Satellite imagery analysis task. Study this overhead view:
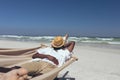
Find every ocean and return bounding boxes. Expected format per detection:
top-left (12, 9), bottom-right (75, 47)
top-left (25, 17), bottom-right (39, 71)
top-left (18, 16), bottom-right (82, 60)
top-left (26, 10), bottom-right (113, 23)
top-left (0, 35), bottom-right (120, 49)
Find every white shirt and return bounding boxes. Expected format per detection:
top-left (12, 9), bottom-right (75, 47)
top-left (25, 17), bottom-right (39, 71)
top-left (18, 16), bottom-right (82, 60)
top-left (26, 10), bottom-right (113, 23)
top-left (32, 47), bottom-right (71, 67)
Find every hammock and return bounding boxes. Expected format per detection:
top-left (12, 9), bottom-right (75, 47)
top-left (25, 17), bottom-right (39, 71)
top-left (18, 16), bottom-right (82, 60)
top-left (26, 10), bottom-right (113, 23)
top-left (0, 45), bottom-right (78, 80)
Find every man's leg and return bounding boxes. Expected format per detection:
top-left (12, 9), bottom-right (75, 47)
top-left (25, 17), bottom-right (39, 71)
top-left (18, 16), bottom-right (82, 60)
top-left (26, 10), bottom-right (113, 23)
top-left (21, 61), bottom-right (57, 77)
top-left (0, 66), bottom-right (21, 73)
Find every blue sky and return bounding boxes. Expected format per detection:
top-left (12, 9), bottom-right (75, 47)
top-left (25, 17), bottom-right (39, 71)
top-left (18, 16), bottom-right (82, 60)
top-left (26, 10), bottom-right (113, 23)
top-left (0, 0), bottom-right (120, 37)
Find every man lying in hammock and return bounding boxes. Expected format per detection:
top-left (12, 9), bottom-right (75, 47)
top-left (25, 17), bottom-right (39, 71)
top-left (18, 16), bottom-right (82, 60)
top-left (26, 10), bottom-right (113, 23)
top-left (20, 34), bottom-right (75, 77)
top-left (1, 34), bottom-right (75, 78)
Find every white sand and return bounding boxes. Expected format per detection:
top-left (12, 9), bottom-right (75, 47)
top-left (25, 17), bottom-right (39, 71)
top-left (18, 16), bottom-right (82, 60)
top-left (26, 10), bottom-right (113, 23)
top-left (0, 40), bottom-right (120, 80)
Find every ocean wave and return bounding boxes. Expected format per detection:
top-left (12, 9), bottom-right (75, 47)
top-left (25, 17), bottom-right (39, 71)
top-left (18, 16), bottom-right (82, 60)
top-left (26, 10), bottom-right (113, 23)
top-left (108, 42), bottom-right (120, 45)
top-left (0, 35), bottom-right (120, 45)
top-left (96, 37), bottom-right (114, 41)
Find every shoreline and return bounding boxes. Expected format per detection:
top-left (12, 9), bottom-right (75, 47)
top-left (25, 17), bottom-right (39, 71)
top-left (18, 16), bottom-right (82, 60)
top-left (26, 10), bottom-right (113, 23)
top-left (0, 39), bottom-right (120, 50)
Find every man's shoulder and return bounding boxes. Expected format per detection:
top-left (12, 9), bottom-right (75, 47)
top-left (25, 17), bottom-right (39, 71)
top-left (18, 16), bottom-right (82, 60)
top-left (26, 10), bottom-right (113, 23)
top-left (37, 47), bottom-right (52, 52)
top-left (57, 48), bottom-right (70, 54)
top-left (39, 46), bottom-right (51, 49)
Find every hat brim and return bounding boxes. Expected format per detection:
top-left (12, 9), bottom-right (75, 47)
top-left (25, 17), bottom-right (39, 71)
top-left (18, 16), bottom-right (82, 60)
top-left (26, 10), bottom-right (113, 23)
top-left (51, 40), bottom-right (65, 48)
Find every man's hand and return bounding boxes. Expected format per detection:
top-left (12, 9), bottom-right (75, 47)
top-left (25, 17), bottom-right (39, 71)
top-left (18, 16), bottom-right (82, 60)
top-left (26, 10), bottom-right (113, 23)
top-left (63, 34), bottom-right (69, 44)
top-left (64, 34), bottom-right (69, 41)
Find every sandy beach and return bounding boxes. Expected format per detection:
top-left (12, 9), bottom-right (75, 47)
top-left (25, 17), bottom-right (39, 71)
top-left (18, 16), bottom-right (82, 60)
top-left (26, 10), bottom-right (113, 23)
top-left (0, 40), bottom-right (120, 80)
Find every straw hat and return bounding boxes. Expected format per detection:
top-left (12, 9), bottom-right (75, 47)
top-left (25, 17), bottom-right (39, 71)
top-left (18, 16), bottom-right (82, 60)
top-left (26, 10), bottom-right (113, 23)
top-left (51, 36), bottom-right (65, 48)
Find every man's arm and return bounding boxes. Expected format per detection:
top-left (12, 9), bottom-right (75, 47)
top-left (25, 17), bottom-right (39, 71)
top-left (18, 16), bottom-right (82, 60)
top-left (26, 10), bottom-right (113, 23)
top-left (32, 52), bottom-right (47, 59)
top-left (64, 41), bottom-right (75, 52)
top-left (32, 53), bottom-right (58, 65)
top-left (63, 34), bottom-right (75, 52)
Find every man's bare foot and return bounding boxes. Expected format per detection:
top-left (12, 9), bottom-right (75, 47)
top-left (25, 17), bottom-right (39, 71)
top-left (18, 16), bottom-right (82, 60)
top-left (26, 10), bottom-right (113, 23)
top-left (0, 68), bottom-right (28, 80)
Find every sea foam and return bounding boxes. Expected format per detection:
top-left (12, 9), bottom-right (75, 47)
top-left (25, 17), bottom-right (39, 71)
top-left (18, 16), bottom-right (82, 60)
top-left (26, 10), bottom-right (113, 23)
top-left (0, 35), bottom-right (120, 45)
